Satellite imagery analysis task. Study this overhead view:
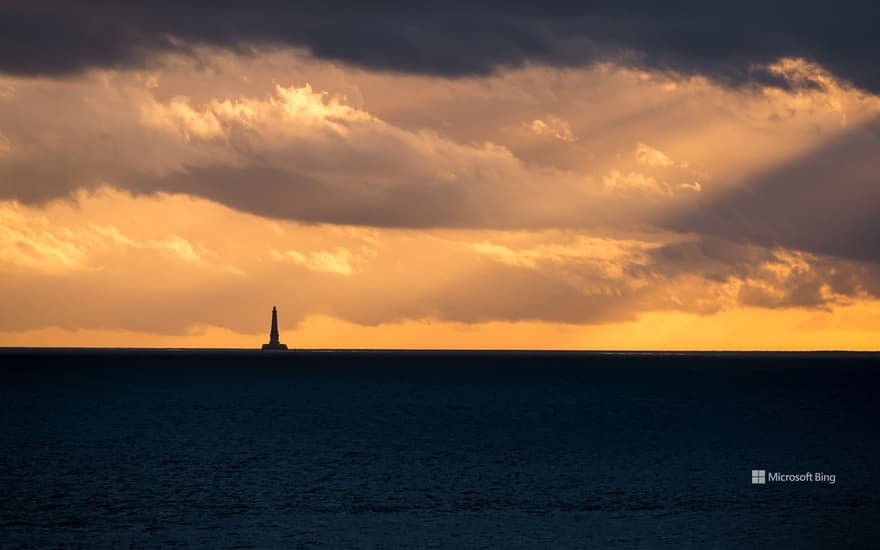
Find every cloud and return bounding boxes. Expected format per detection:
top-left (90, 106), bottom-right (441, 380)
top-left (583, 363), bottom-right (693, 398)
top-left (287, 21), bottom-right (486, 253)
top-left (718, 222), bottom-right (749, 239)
top-left (1, 61), bottom-right (718, 230)
top-left (647, 237), bottom-right (877, 310)
top-left (528, 116), bottom-right (577, 142)
top-left (635, 143), bottom-right (674, 167)
top-left (602, 170), bottom-right (670, 196)
top-left (0, 49), bottom-right (875, 250)
top-left (271, 247), bottom-right (356, 276)
top-left (0, 130), bottom-right (12, 153)
top-left (2, 49), bottom-right (877, 258)
top-left (666, 119), bottom-right (880, 263)
top-left (2, 189), bottom-right (879, 339)
top-left (2, 2), bottom-right (880, 94)
top-left (0, 198), bottom-right (211, 272)
top-left (0, 204), bottom-right (91, 272)
top-left (151, 235), bottom-right (202, 262)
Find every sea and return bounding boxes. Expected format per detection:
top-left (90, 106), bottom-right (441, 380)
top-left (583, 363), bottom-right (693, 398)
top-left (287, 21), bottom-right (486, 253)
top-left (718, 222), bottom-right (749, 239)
top-left (1, 349), bottom-right (879, 549)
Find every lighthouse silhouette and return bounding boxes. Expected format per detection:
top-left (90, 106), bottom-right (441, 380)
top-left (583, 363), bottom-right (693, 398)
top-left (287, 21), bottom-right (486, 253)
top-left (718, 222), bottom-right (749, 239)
top-left (261, 306), bottom-right (288, 350)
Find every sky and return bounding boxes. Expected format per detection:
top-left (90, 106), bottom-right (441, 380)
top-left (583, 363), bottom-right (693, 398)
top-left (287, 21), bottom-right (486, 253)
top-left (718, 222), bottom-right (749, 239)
top-left (1, 2), bottom-right (879, 349)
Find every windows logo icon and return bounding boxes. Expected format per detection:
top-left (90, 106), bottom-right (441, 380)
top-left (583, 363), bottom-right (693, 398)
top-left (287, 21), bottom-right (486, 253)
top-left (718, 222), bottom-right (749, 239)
top-left (752, 469), bottom-right (766, 485)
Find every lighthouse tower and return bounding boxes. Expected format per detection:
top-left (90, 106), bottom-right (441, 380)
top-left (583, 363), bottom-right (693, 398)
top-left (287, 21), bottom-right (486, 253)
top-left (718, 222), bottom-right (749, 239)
top-left (261, 306), bottom-right (288, 350)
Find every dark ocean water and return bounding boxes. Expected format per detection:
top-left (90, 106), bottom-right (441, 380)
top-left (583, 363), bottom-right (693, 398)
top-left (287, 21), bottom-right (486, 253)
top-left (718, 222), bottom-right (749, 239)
top-left (1, 350), bottom-right (879, 549)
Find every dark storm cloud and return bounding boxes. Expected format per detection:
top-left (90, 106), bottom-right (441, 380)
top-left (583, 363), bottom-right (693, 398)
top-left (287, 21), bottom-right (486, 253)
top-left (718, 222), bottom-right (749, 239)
top-left (666, 120), bottom-right (880, 263)
top-left (2, 2), bottom-right (880, 91)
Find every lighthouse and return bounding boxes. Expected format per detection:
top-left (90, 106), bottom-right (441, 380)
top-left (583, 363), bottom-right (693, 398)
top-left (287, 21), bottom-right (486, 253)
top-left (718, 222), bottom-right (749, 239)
top-left (261, 306), bottom-right (288, 350)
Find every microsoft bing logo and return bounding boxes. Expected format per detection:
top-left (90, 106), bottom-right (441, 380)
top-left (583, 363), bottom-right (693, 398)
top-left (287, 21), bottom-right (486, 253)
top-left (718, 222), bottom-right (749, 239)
top-left (751, 469), bottom-right (766, 485)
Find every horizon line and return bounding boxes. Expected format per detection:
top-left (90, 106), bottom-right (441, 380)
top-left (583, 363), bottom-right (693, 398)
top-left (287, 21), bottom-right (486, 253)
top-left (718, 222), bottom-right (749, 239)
top-left (1, 346), bottom-right (878, 354)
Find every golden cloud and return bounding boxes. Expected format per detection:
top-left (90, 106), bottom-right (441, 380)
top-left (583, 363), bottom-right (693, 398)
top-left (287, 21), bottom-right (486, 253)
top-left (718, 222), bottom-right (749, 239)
top-left (1, 50), bottom-right (879, 348)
